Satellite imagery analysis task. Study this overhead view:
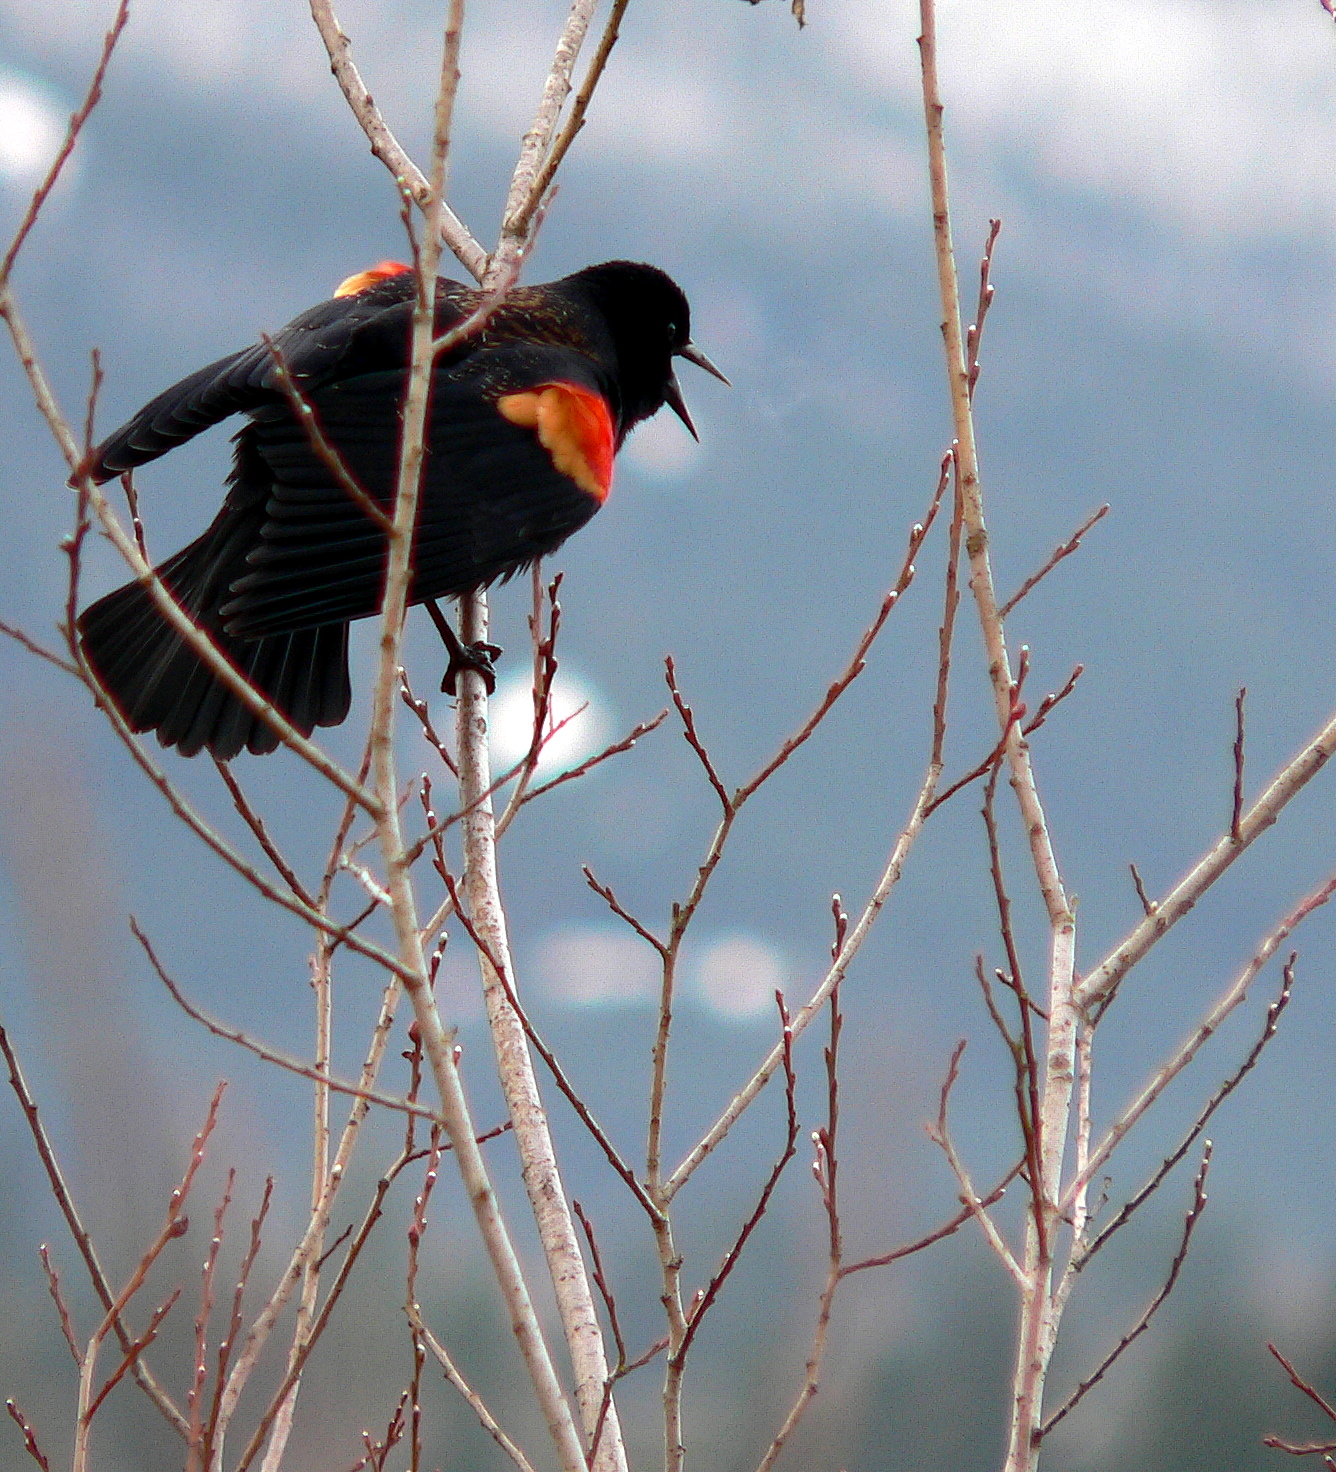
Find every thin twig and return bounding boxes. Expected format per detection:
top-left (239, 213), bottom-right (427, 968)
top-left (1080, 700), bottom-right (1336, 1010)
top-left (841, 1166), bottom-right (1020, 1277)
top-left (131, 919), bottom-right (440, 1120)
top-left (1264, 1343), bottom-right (1336, 1457)
top-left (1073, 873), bottom-right (1336, 1202)
top-left (1076, 958), bottom-right (1294, 1268)
top-left (965, 218), bottom-right (1002, 400)
top-left (1, 0), bottom-right (130, 284)
top-left (213, 761), bottom-right (314, 904)
top-left (1129, 863), bottom-right (1155, 917)
top-left (676, 996), bottom-right (800, 1361)
top-left (926, 1041), bottom-right (1025, 1286)
top-left (259, 334), bottom-right (393, 531)
top-left (1040, 1146), bottom-right (1212, 1438)
top-left (38, 1245), bottom-right (81, 1366)
top-left (1232, 687), bottom-right (1247, 843)
top-left (5, 1401), bottom-right (50, 1471)
top-left (583, 867), bottom-right (669, 956)
top-left (753, 974), bottom-right (844, 1472)
top-left (306, 0), bottom-right (486, 278)
top-left (521, 708), bottom-right (669, 805)
top-left (998, 505), bottom-right (1110, 619)
top-left (0, 1026), bottom-right (187, 1435)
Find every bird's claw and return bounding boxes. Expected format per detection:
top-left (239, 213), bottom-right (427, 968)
top-left (441, 639), bottom-right (503, 696)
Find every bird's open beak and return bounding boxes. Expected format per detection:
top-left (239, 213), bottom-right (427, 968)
top-left (680, 341), bottom-right (730, 385)
top-left (665, 341), bottom-right (730, 440)
top-left (664, 371), bottom-right (699, 440)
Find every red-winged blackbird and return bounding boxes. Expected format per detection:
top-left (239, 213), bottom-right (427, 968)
top-left (77, 260), bottom-right (724, 760)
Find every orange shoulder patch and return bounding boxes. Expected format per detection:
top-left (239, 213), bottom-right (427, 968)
top-left (496, 382), bottom-right (615, 504)
top-left (333, 260), bottom-right (412, 298)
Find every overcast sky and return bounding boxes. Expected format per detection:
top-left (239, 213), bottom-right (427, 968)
top-left (3, 3), bottom-right (1336, 1464)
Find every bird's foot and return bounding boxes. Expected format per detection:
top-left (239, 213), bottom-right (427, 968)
top-left (441, 637), bottom-right (503, 696)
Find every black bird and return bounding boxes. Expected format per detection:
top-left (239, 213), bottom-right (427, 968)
top-left (77, 259), bottom-right (725, 759)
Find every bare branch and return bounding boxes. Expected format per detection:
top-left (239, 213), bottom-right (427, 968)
top-left (0, 1025), bottom-right (187, 1435)
top-left (583, 866), bottom-right (669, 956)
top-left (1076, 957), bottom-right (1294, 1267)
top-left (38, 1245), bottom-right (81, 1366)
top-left (1232, 686), bottom-right (1247, 843)
top-left (677, 996), bottom-right (800, 1361)
top-left (1265, 1343), bottom-right (1336, 1458)
top-left (665, 657), bottom-right (731, 812)
top-left (998, 504), bottom-right (1110, 619)
top-left (5, 1401), bottom-right (51, 1471)
top-left (842, 1165), bottom-right (1020, 1277)
top-left (521, 707), bottom-right (669, 806)
top-left (306, 0), bottom-right (486, 279)
top-left (1080, 703), bottom-right (1336, 1010)
top-left (926, 1041), bottom-right (1025, 1285)
top-left (131, 918), bottom-right (439, 1119)
top-left (259, 334), bottom-right (393, 531)
top-left (1072, 870), bottom-right (1336, 1205)
top-left (1, 0), bottom-right (130, 283)
top-left (1129, 862), bottom-right (1155, 917)
top-left (965, 218), bottom-right (1002, 400)
top-left (1041, 1146), bottom-right (1212, 1438)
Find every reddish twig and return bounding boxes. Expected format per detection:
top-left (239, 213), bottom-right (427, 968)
top-left (1023, 664), bottom-right (1083, 736)
top-left (998, 504), bottom-right (1111, 619)
top-left (676, 996), bottom-right (800, 1362)
top-left (131, 918), bottom-right (439, 1119)
top-left (213, 760), bottom-right (314, 903)
top-left (665, 657), bottom-right (730, 811)
top-left (5, 1401), bottom-right (50, 1471)
top-left (1077, 958), bottom-right (1294, 1266)
top-left (582, 866), bottom-right (669, 956)
top-left (187, 1169), bottom-right (236, 1452)
top-left (38, 1245), bottom-right (81, 1365)
top-left (1264, 1343), bottom-right (1336, 1458)
top-left (0, 1025), bottom-right (187, 1435)
top-left (1129, 862), bottom-right (1155, 917)
top-left (1, 0), bottom-right (130, 284)
top-left (842, 1164), bottom-right (1021, 1276)
top-left (1040, 1146), bottom-right (1212, 1437)
top-left (1232, 687), bottom-right (1247, 843)
top-left (204, 1177), bottom-right (273, 1460)
top-left (965, 219), bottom-right (1002, 399)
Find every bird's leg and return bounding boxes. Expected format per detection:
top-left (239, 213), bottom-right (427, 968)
top-left (424, 599), bottom-right (503, 695)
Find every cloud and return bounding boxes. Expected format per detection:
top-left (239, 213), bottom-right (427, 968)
top-left (691, 934), bottom-right (787, 1020)
top-left (0, 66), bottom-right (68, 190)
top-left (534, 925), bottom-right (659, 1007)
top-left (825, 0), bottom-right (1336, 245)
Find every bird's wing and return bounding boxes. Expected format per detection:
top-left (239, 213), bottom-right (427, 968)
top-left (218, 354), bottom-right (616, 638)
top-left (82, 278), bottom-right (474, 482)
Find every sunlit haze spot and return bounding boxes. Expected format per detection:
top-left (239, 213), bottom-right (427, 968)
top-left (535, 926), bottom-right (659, 1007)
top-left (622, 410), bottom-right (703, 482)
top-left (0, 69), bottom-right (67, 188)
top-left (483, 666), bottom-right (612, 779)
top-left (693, 935), bottom-right (787, 1020)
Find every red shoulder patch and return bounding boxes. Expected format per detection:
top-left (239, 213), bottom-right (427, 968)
top-left (333, 260), bottom-right (413, 299)
top-left (496, 382), bottom-right (615, 504)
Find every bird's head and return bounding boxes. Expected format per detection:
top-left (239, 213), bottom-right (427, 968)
top-left (567, 261), bottom-right (729, 440)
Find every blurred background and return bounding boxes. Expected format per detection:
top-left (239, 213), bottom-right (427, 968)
top-left (3, 1), bottom-right (1336, 1467)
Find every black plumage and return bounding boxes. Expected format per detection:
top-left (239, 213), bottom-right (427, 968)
top-left (77, 260), bottom-right (721, 759)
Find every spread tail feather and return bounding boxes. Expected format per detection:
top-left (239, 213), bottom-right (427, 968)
top-left (77, 518), bottom-right (352, 760)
